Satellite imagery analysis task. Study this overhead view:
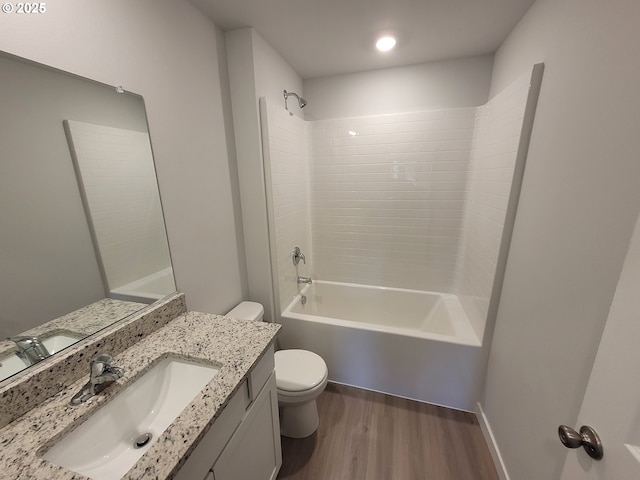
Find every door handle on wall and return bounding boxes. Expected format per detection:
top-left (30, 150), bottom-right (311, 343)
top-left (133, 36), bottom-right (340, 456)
top-left (558, 425), bottom-right (604, 460)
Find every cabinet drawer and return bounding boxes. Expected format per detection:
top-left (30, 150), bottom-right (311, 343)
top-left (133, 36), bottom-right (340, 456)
top-left (249, 345), bottom-right (274, 402)
top-left (174, 378), bottom-right (250, 480)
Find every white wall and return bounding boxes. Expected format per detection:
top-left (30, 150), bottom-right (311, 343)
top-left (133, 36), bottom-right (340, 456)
top-left (252, 33), bottom-right (305, 119)
top-left (225, 29), bottom-right (273, 320)
top-left (480, 1), bottom-right (640, 479)
top-left (0, 0), bottom-right (247, 315)
top-left (226, 28), bottom-right (305, 321)
top-left (303, 55), bottom-right (494, 120)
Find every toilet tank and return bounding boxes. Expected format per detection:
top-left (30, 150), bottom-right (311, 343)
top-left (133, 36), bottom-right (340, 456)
top-left (225, 301), bottom-right (264, 322)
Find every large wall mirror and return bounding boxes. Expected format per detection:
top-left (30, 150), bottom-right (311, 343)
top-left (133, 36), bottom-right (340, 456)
top-left (0, 52), bottom-right (176, 383)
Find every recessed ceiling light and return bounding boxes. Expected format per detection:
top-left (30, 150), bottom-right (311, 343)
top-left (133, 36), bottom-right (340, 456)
top-left (376, 36), bottom-right (396, 52)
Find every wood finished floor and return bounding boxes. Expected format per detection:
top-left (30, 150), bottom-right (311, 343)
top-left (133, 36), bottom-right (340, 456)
top-left (278, 383), bottom-right (499, 480)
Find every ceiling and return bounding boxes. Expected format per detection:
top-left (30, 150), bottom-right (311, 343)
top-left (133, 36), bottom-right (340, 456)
top-left (190, 0), bottom-right (536, 79)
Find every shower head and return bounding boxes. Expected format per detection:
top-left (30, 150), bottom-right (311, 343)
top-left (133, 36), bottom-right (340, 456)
top-left (283, 90), bottom-right (307, 111)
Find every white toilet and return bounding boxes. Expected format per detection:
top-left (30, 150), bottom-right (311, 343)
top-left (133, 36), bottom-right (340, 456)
top-left (225, 301), bottom-right (328, 438)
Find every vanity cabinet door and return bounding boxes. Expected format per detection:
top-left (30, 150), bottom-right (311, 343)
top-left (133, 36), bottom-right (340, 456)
top-left (213, 372), bottom-right (281, 480)
top-left (173, 379), bottom-right (251, 480)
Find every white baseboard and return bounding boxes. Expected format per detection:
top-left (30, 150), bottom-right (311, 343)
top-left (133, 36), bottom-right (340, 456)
top-left (476, 402), bottom-right (510, 480)
top-left (328, 380), bottom-right (474, 413)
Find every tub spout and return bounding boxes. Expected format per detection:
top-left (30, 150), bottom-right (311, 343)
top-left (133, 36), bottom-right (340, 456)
top-left (297, 275), bottom-right (312, 284)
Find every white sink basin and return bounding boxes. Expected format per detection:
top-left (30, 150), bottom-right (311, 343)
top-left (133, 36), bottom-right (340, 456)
top-left (42, 333), bottom-right (82, 354)
top-left (0, 352), bottom-right (29, 382)
top-left (43, 357), bottom-right (220, 480)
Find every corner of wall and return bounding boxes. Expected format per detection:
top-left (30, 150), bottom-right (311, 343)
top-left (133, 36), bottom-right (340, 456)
top-left (476, 402), bottom-right (510, 480)
top-left (250, 29), bottom-right (305, 119)
top-left (216, 27), bottom-right (249, 300)
top-left (226, 28), bottom-right (277, 322)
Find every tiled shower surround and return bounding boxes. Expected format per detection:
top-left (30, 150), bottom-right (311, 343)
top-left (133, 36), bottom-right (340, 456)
top-left (263, 70), bottom-right (532, 337)
top-left (310, 108), bottom-right (476, 293)
top-left (457, 72), bottom-right (532, 338)
top-left (262, 102), bottom-right (314, 310)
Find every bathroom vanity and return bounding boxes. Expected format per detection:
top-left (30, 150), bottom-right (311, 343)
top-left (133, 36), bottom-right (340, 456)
top-left (174, 344), bottom-right (280, 480)
top-left (0, 294), bottom-right (281, 480)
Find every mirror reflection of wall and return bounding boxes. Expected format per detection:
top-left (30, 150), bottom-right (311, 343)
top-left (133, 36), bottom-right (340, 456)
top-left (0, 53), bottom-right (175, 363)
top-left (64, 120), bottom-right (174, 305)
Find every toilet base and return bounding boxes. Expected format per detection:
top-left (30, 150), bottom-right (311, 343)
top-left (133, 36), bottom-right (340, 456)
top-left (279, 400), bottom-right (319, 438)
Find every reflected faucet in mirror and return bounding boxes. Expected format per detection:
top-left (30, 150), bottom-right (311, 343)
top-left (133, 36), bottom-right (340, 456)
top-left (9, 336), bottom-right (50, 366)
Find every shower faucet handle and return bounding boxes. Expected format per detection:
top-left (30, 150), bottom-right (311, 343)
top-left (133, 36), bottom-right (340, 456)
top-left (292, 246), bottom-right (306, 265)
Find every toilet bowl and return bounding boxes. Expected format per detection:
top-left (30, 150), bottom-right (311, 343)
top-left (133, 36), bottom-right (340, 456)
top-left (275, 349), bottom-right (328, 438)
top-left (225, 301), bottom-right (328, 438)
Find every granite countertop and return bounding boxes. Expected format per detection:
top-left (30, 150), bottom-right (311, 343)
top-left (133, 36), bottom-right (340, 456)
top-left (0, 298), bottom-right (146, 358)
top-left (0, 311), bottom-right (280, 480)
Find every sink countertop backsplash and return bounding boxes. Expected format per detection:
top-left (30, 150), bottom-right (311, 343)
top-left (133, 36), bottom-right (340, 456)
top-left (0, 303), bottom-right (280, 479)
top-left (0, 298), bottom-right (146, 361)
top-left (0, 294), bottom-right (187, 428)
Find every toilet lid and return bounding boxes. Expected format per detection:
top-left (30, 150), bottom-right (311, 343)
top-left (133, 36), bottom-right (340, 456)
top-left (275, 349), bottom-right (327, 393)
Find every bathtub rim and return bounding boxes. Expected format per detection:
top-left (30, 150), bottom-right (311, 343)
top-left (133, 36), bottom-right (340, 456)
top-left (109, 266), bottom-right (175, 304)
top-left (281, 280), bottom-right (481, 347)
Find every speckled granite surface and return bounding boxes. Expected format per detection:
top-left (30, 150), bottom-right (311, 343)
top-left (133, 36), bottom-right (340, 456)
top-left (0, 294), bottom-right (186, 428)
top-left (0, 310), bottom-right (280, 480)
top-left (0, 298), bottom-right (145, 359)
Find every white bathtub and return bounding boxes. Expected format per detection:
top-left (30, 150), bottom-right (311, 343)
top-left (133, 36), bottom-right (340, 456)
top-left (279, 281), bottom-right (484, 411)
top-left (109, 267), bottom-right (176, 304)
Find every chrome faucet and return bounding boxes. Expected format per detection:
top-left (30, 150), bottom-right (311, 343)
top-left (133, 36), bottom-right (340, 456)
top-left (70, 353), bottom-right (124, 405)
top-left (297, 275), bottom-right (313, 284)
top-left (9, 336), bottom-right (50, 366)
top-left (292, 246), bottom-right (306, 265)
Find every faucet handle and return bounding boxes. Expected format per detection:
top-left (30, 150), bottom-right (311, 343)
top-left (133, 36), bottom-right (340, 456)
top-left (91, 352), bottom-right (114, 366)
top-left (292, 246), bottom-right (306, 265)
top-left (91, 353), bottom-right (120, 376)
top-left (9, 336), bottom-right (40, 346)
top-left (71, 353), bottom-right (123, 405)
